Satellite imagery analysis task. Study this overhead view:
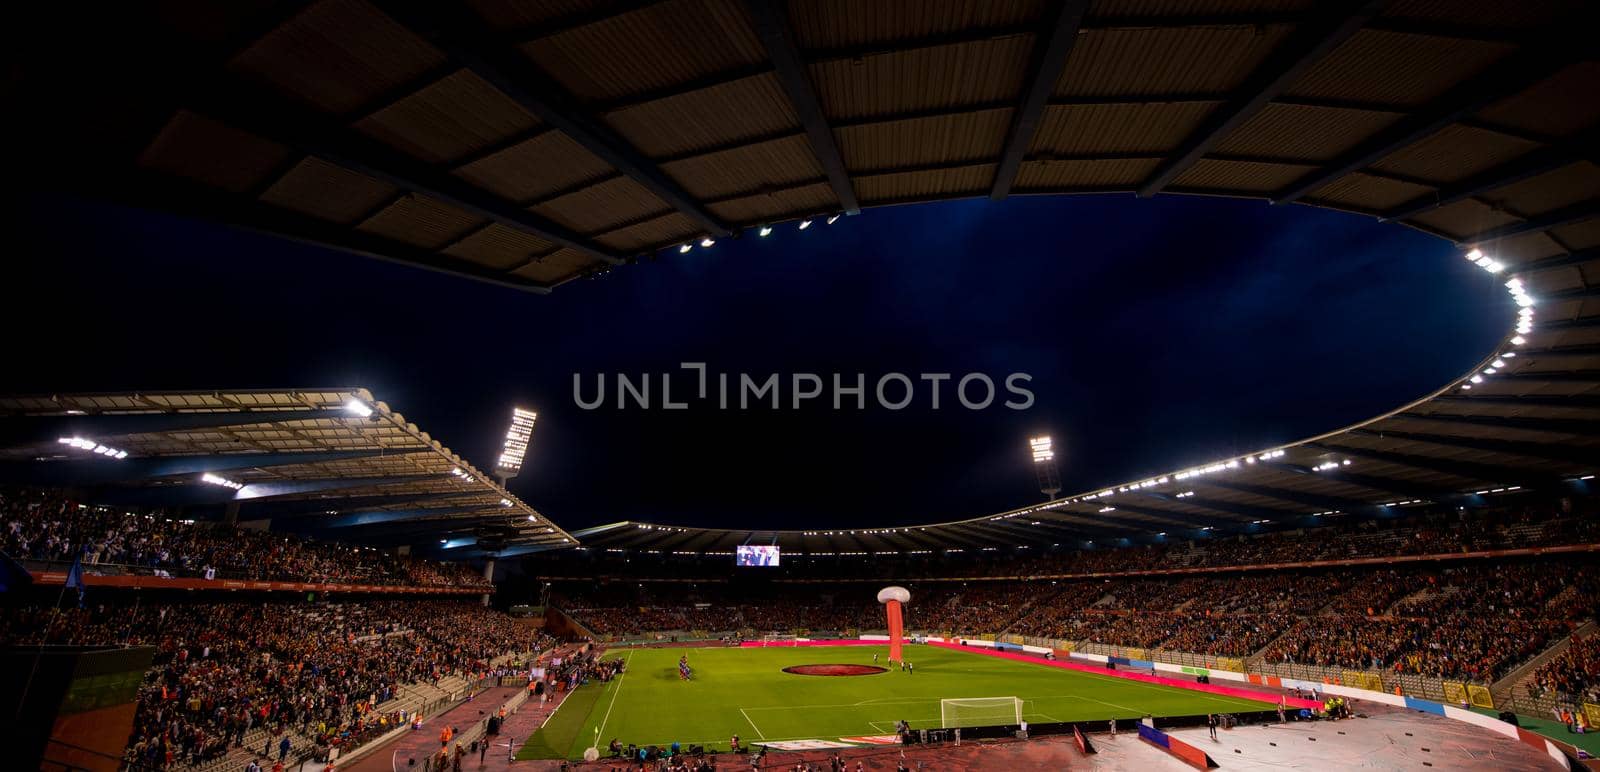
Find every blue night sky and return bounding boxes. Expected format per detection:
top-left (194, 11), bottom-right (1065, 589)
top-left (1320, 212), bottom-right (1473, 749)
top-left (2, 193), bottom-right (1512, 531)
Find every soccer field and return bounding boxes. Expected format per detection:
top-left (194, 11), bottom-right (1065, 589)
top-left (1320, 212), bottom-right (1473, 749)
top-left (519, 644), bottom-right (1271, 760)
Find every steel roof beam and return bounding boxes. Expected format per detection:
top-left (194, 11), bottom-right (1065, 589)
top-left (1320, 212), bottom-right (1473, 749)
top-left (1138, 0), bottom-right (1382, 197)
top-left (1428, 394), bottom-right (1600, 410)
top-left (185, 83), bottom-right (622, 265)
top-left (1102, 502), bottom-right (1258, 532)
top-left (314, 506), bottom-right (506, 528)
top-left (1394, 411), bottom-right (1600, 435)
top-left (1307, 442), bottom-right (1521, 484)
top-left (235, 474), bottom-right (455, 500)
top-left (1274, 24), bottom-right (1592, 204)
top-left (1384, 130), bottom-right (1600, 221)
top-left (746, 0), bottom-right (860, 214)
top-left (1511, 246), bottom-right (1600, 276)
top-left (1265, 461), bottom-right (1447, 501)
top-left (1195, 480), bottom-right (1377, 515)
top-left (1134, 492), bottom-right (1293, 522)
top-left (1465, 198), bottom-right (1600, 246)
top-left (243, 491), bottom-right (486, 520)
top-left (377, 2), bottom-right (733, 238)
top-left (989, 0), bottom-right (1091, 200)
top-left (0, 449), bottom-right (427, 487)
top-left (0, 408), bottom-right (335, 444)
top-left (1347, 428), bottom-right (1599, 466)
top-left (91, 172), bottom-right (557, 293)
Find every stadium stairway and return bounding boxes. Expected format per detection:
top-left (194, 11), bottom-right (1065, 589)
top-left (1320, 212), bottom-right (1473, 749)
top-left (1492, 618), bottom-right (1598, 711)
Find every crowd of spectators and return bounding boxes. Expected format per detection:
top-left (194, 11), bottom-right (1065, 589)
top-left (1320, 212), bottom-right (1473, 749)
top-left (0, 599), bottom-right (548, 769)
top-left (1, 488), bottom-right (489, 588)
top-left (1525, 633), bottom-right (1600, 704)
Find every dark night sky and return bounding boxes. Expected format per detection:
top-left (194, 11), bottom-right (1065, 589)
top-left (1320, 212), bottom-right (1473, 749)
top-left (1, 192), bottom-right (1513, 531)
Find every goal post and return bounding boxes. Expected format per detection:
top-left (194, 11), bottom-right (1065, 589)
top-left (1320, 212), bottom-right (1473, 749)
top-left (940, 697), bottom-right (1024, 728)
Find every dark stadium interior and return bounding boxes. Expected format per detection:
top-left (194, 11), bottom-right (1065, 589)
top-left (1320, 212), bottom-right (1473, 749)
top-left (3, 0), bottom-right (1599, 770)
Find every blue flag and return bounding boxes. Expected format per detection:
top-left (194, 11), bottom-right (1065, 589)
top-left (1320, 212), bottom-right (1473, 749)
top-left (64, 555), bottom-right (86, 607)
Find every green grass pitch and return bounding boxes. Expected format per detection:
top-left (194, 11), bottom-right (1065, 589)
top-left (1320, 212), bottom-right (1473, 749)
top-left (519, 645), bottom-right (1270, 760)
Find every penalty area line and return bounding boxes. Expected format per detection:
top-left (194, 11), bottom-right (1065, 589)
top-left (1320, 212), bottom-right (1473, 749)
top-left (739, 708), bottom-right (767, 740)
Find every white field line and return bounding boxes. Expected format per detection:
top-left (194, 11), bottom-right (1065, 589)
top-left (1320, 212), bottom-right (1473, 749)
top-left (592, 650), bottom-right (635, 745)
top-left (739, 708), bottom-right (767, 739)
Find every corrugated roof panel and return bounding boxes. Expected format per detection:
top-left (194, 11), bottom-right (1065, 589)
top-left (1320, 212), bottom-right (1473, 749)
top-left (355, 70), bottom-right (539, 164)
top-left (1087, 0), bottom-right (1313, 16)
top-left (357, 194), bottom-right (485, 249)
top-left (594, 211), bottom-right (699, 252)
top-left (1170, 158), bottom-right (1309, 192)
top-left (1473, 62), bottom-right (1600, 140)
top-left (1283, 30), bottom-right (1511, 107)
top-left (137, 111), bottom-right (296, 195)
top-left (787, 0), bottom-right (1044, 49)
top-left (604, 73), bottom-right (798, 157)
top-left (1055, 26), bottom-right (1289, 97)
top-left (441, 223), bottom-right (555, 271)
top-left (1377, 0), bottom-right (1575, 30)
top-left (809, 37), bottom-right (1034, 121)
top-left (855, 165), bottom-right (993, 203)
top-left (1405, 198), bottom-right (1521, 243)
top-left (259, 157), bottom-right (398, 223)
top-left (1305, 172), bottom-right (1432, 212)
top-left (661, 134), bottom-right (824, 199)
top-left (521, 0), bottom-right (764, 103)
top-left (1369, 124), bottom-right (1538, 184)
top-left (532, 176), bottom-right (674, 234)
top-left (837, 108), bottom-right (1012, 170)
top-left (509, 246), bottom-right (597, 283)
top-left (1215, 103), bottom-right (1398, 162)
top-left (706, 183), bottom-right (839, 224)
top-left (1550, 219), bottom-right (1600, 251)
top-left (1481, 162), bottom-right (1600, 219)
top-left (454, 131), bottom-right (614, 202)
top-left (1031, 103), bottom-right (1218, 154)
top-left (1014, 158), bottom-right (1159, 189)
top-left (228, 0), bottom-right (448, 115)
top-left (462, 0), bottom-right (609, 31)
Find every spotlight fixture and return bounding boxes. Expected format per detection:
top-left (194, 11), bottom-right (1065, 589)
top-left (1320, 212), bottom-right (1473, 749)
top-left (758, 225), bottom-right (773, 237)
top-left (679, 243), bottom-right (693, 254)
top-left (797, 219), bottom-right (813, 230)
top-left (826, 214), bottom-right (841, 225)
top-left (57, 437), bottom-right (129, 459)
top-left (700, 237), bottom-right (715, 248)
top-left (200, 473), bottom-right (244, 490)
top-left (344, 399), bottom-right (373, 417)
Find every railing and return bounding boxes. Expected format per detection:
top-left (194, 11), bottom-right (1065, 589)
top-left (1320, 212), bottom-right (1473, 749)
top-left (19, 558), bottom-right (492, 592)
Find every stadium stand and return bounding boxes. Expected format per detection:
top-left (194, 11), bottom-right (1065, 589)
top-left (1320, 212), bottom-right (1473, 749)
top-left (1, 597), bottom-right (551, 771)
top-left (2, 487), bottom-right (490, 588)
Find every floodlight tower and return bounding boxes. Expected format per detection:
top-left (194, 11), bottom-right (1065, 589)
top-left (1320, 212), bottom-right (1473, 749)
top-left (1030, 435), bottom-right (1061, 499)
top-left (495, 407), bottom-right (538, 487)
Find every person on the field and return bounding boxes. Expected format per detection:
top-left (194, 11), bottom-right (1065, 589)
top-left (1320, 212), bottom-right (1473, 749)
top-left (1207, 714), bottom-right (1218, 740)
top-left (907, 661), bottom-right (914, 674)
top-left (873, 653), bottom-right (878, 664)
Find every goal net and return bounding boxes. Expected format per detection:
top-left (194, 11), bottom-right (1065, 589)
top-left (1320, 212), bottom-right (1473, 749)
top-left (940, 697), bottom-right (1024, 729)
top-left (759, 633), bottom-right (798, 646)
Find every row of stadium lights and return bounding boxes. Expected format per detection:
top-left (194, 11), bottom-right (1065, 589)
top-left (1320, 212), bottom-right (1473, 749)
top-left (1458, 248), bottom-right (1533, 392)
top-left (675, 214), bottom-right (844, 255)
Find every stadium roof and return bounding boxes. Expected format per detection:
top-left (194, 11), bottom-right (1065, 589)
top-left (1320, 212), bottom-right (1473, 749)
top-left (8, 0), bottom-right (1598, 293)
top-left (0, 388), bottom-right (576, 554)
top-left (4, 1), bottom-right (1598, 553)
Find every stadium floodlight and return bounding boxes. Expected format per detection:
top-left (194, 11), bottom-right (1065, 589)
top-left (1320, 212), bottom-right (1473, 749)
top-left (679, 243), bottom-right (693, 254)
top-left (826, 214), bottom-right (841, 225)
top-left (798, 218), bottom-right (813, 230)
top-left (495, 407), bottom-right (538, 479)
top-left (759, 225), bottom-right (773, 237)
top-left (527, 514), bottom-right (537, 522)
top-left (344, 399), bottom-right (373, 417)
top-left (200, 473), bottom-right (244, 490)
top-left (700, 237), bottom-right (715, 248)
top-left (1466, 248), bottom-right (1483, 260)
top-left (58, 437), bottom-right (129, 459)
top-left (1028, 435), bottom-right (1060, 498)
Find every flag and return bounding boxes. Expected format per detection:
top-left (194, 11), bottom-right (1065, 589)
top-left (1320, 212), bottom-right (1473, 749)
top-left (65, 555), bottom-right (86, 607)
